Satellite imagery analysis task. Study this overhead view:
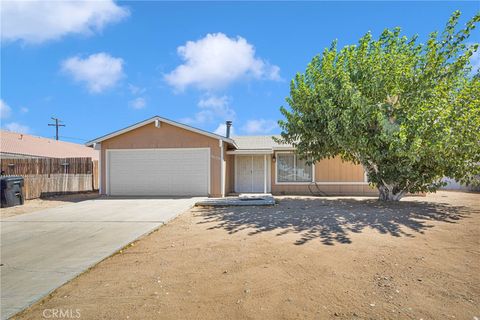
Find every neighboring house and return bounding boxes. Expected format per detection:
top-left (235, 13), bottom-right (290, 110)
top-left (1, 130), bottom-right (99, 160)
top-left (86, 116), bottom-right (376, 197)
top-left (441, 177), bottom-right (480, 192)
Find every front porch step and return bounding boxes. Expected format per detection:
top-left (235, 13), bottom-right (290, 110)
top-left (195, 194), bottom-right (275, 207)
top-left (238, 193), bottom-right (272, 200)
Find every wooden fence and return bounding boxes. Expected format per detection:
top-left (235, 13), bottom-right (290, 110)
top-left (0, 157), bottom-right (99, 200)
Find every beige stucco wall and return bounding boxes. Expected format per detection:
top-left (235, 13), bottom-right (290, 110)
top-left (270, 182), bottom-right (378, 196)
top-left (270, 155), bottom-right (377, 195)
top-left (226, 153), bottom-right (377, 196)
top-left (315, 157), bottom-right (365, 182)
top-left (100, 121), bottom-right (224, 197)
top-left (268, 155), bottom-right (378, 196)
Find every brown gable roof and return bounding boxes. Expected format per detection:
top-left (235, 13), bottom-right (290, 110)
top-left (0, 130), bottom-right (99, 160)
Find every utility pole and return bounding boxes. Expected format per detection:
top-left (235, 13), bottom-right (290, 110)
top-left (48, 117), bottom-right (65, 140)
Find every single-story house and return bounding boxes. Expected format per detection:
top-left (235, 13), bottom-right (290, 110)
top-left (86, 116), bottom-right (377, 197)
top-left (1, 130), bottom-right (99, 160)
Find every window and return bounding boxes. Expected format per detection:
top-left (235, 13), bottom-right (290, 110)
top-left (276, 153), bottom-right (313, 183)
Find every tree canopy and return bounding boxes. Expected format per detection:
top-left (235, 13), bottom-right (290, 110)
top-left (278, 11), bottom-right (480, 201)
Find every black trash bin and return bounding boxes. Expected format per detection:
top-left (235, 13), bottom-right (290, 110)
top-left (0, 176), bottom-right (25, 208)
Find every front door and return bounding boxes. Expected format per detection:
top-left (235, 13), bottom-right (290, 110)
top-left (235, 155), bottom-right (268, 193)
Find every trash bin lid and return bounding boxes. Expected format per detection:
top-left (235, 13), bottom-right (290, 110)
top-left (0, 176), bottom-right (24, 182)
top-left (0, 176), bottom-right (24, 187)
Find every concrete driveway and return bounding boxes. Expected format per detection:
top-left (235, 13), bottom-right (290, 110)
top-left (0, 197), bottom-right (201, 319)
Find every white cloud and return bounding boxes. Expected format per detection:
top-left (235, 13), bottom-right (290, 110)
top-left (471, 49), bottom-right (480, 75)
top-left (129, 97), bottom-right (146, 109)
top-left (61, 52), bottom-right (124, 93)
top-left (128, 84), bottom-right (146, 95)
top-left (198, 95), bottom-right (230, 109)
top-left (0, 99), bottom-right (12, 119)
top-left (1, 0), bottom-right (129, 44)
top-left (4, 122), bottom-right (30, 134)
top-left (242, 119), bottom-right (278, 134)
top-left (182, 95), bottom-right (235, 125)
top-left (164, 33), bottom-right (281, 91)
top-left (20, 107), bottom-right (29, 114)
top-left (214, 123), bottom-right (235, 137)
top-left (198, 95), bottom-right (235, 119)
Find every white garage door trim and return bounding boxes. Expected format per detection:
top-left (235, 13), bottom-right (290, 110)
top-left (106, 148), bottom-right (210, 196)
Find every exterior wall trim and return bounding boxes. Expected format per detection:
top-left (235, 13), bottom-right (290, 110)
top-left (219, 140), bottom-right (225, 197)
top-left (263, 154), bottom-right (267, 193)
top-left (227, 150), bottom-right (273, 155)
top-left (234, 155), bottom-right (238, 192)
top-left (272, 147), bottom-right (296, 151)
top-left (105, 150), bottom-right (110, 196)
top-left (313, 181), bottom-right (369, 185)
top-left (97, 143), bottom-right (103, 194)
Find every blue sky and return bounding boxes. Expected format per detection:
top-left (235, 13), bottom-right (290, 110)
top-left (1, 1), bottom-right (479, 143)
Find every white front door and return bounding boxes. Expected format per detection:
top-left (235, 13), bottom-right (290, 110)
top-left (251, 156), bottom-right (265, 192)
top-left (235, 155), bottom-right (270, 193)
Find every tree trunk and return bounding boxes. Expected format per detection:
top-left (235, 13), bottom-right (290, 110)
top-left (377, 184), bottom-right (405, 201)
top-left (361, 162), bottom-right (406, 201)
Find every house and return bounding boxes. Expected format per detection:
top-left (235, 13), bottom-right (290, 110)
top-left (86, 116), bottom-right (377, 197)
top-left (1, 130), bottom-right (100, 199)
top-left (1, 130), bottom-right (99, 160)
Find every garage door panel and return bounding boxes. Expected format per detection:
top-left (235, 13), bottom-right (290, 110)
top-left (107, 148), bottom-right (209, 196)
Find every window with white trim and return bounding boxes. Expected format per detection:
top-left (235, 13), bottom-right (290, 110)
top-left (276, 153), bottom-right (313, 182)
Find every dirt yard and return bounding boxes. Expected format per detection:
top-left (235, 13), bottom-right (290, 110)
top-left (13, 191), bottom-right (479, 320)
top-left (0, 192), bottom-right (99, 219)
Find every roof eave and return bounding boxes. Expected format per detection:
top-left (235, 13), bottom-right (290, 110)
top-left (226, 149), bottom-right (274, 155)
top-left (272, 146), bottom-right (296, 151)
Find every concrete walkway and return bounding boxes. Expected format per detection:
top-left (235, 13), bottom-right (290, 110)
top-left (0, 197), bottom-right (201, 319)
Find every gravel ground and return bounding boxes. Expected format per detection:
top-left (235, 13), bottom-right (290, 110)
top-left (12, 191), bottom-right (480, 320)
top-left (1, 192), bottom-right (99, 219)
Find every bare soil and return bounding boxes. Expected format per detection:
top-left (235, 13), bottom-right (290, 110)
top-left (13, 191), bottom-right (480, 320)
top-left (0, 192), bottom-right (99, 219)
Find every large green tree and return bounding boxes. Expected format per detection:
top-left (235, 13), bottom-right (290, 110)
top-left (278, 11), bottom-right (480, 201)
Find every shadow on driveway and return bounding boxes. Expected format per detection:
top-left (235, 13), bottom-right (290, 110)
top-left (195, 197), bottom-right (475, 245)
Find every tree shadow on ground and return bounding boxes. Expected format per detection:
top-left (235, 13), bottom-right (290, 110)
top-left (195, 198), bottom-right (476, 245)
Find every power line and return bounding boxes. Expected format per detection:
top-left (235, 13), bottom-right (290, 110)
top-left (59, 136), bottom-right (88, 142)
top-left (48, 117), bottom-right (65, 140)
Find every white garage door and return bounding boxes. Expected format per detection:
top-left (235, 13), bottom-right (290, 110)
top-left (107, 148), bottom-right (210, 196)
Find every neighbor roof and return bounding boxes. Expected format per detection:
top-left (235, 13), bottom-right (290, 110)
top-left (232, 135), bottom-right (293, 150)
top-left (1, 130), bottom-right (99, 160)
top-left (85, 116), bottom-right (237, 147)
